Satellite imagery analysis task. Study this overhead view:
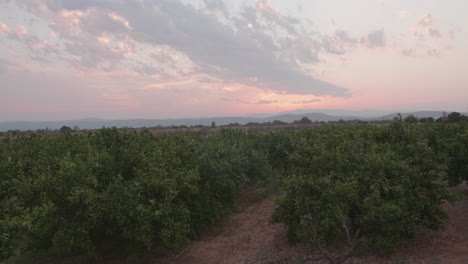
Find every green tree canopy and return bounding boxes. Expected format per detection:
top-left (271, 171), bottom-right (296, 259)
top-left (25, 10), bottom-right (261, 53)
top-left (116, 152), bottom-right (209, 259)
top-left (404, 115), bottom-right (419, 123)
top-left (447, 112), bottom-right (465, 122)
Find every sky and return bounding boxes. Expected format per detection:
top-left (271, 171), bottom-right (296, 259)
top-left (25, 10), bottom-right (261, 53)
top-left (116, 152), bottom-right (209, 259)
top-left (1, 0), bottom-right (467, 121)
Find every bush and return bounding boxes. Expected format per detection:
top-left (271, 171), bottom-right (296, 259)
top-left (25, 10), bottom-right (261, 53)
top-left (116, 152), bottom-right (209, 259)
top-left (272, 124), bottom-right (450, 254)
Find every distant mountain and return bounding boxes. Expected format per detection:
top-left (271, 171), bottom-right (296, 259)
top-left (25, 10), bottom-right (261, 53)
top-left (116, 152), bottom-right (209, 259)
top-left (370, 111), bottom-right (448, 121)
top-left (262, 113), bottom-right (358, 123)
top-left (0, 110), bottom-right (461, 131)
top-left (244, 109), bottom-right (391, 118)
top-left (0, 113), bottom-right (355, 131)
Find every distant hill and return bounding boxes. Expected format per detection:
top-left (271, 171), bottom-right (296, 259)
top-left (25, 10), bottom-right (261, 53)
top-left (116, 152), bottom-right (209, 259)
top-left (261, 113), bottom-right (358, 123)
top-left (0, 110), bottom-right (460, 131)
top-left (370, 111), bottom-right (448, 121)
top-left (244, 109), bottom-right (391, 118)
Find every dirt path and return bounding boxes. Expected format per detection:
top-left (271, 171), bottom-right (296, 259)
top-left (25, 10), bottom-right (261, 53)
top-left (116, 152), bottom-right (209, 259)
top-left (156, 194), bottom-right (285, 264)
top-left (154, 185), bottom-right (468, 264)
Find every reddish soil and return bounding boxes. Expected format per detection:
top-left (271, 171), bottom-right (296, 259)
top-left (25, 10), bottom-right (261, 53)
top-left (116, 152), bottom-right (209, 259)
top-left (154, 191), bottom-right (286, 264)
top-left (154, 185), bottom-right (468, 264)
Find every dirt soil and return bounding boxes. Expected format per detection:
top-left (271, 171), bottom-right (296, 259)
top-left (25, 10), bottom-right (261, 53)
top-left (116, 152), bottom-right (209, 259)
top-left (154, 185), bottom-right (468, 264)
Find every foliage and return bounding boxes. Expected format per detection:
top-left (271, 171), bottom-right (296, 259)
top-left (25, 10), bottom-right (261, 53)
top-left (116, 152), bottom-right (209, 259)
top-left (59, 126), bottom-right (72, 132)
top-left (294, 117), bottom-right (312, 124)
top-left (272, 123), bottom-right (456, 255)
top-left (272, 120), bottom-right (287, 125)
top-left (419, 117), bottom-right (434, 123)
top-left (0, 128), bottom-right (280, 259)
top-left (403, 115), bottom-right (418, 123)
top-left (0, 121), bottom-right (465, 260)
top-left (0, 221), bottom-right (10, 260)
top-left (447, 112), bottom-right (466, 123)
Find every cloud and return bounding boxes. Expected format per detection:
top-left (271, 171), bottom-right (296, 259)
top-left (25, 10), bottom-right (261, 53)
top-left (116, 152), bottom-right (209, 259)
top-left (322, 29), bottom-right (357, 55)
top-left (426, 49), bottom-right (439, 57)
top-left (219, 97), bottom-right (278, 105)
top-left (335, 30), bottom-right (356, 45)
top-left (148, 49), bottom-right (176, 65)
top-left (0, 22), bottom-right (9, 33)
top-left (413, 14), bottom-right (442, 40)
top-left (399, 47), bottom-right (443, 59)
top-left (132, 62), bottom-right (161, 76)
top-left (292, 99), bottom-right (321, 104)
top-left (394, 14), bottom-right (457, 59)
top-left (360, 29), bottom-right (386, 49)
top-left (400, 48), bottom-right (416, 57)
top-left (63, 35), bottom-right (132, 71)
top-left (255, 99), bottom-right (278, 104)
top-left (0, 22), bottom-right (61, 60)
top-left (256, 0), bottom-right (279, 14)
top-left (395, 13), bottom-right (455, 58)
top-left (0, 23), bottom-right (29, 38)
top-left (10, 0), bottom-right (349, 97)
top-left (49, 7), bottom-right (138, 70)
top-left (204, 0), bottom-right (226, 11)
top-left (378, 0), bottom-right (389, 6)
top-left (15, 24), bottom-right (27, 35)
top-left (399, 10), bottom-right (409, 20)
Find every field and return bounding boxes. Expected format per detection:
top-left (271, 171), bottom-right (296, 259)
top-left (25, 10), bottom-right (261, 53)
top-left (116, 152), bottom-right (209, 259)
top-left (1, 120), bottom-right (467, 263)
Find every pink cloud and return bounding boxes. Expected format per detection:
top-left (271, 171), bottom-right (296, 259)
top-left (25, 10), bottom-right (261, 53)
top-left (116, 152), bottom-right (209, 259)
top-left (8, 0), bottom-right (349, 98)
top-left (256, 0), bottom-right (279, 14)
top-left (378, 0), bottom-right (389, 6)
top-left (1, 23), bottom-right (30, 38)
top-left (57, 9), bottom-right (84, 27)
top-left (413, 14), bottom-right (442, 40)
top-left (0, 22), bottom-right (60, 58)
top-left (108, 12), bottom-right (132, 30)
top-left (0, 23), bottom-right (10, 34)
top-left (148, 49), bottom-right (176, 65)
top-left (15, 24), bottom-right (28, 35)
top-left (112, 42), bottom-right (136, 57)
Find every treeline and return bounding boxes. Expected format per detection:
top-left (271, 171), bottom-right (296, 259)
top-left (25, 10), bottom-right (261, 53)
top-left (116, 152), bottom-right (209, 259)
top-left (400, 111), bottom-right (468, 123)
top-left (0, 121), bottom-right (467, 261)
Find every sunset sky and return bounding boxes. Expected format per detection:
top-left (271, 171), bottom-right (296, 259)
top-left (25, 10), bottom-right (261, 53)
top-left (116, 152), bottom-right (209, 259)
top-left (1, 0), bottom-right (467, 121)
